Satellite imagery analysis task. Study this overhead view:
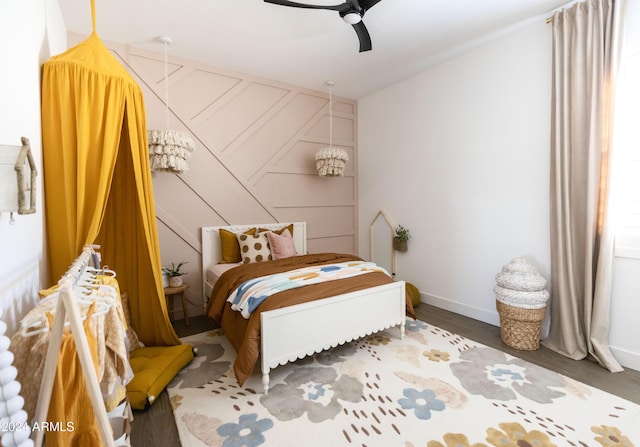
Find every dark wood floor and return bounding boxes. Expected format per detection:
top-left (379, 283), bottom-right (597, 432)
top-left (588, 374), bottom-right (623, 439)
top-left (129, 304), bottom-right (640, 447)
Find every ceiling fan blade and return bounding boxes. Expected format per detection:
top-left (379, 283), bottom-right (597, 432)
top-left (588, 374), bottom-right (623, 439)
top-left (264, 0), bottom-right (377, 52)
top-left (359, 0), bottom-right (383, 11)
top-left (352, 21), bottom-right (372, 52)
top-left (263, 0), bottom-right (345, 11)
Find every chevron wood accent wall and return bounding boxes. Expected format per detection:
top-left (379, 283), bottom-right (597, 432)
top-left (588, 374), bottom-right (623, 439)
top-left (67, 33), bottom-right (358, 316)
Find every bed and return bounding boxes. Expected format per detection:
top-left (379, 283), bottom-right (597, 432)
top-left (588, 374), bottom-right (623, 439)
top-left (201, 222), bottom-right (411, 393)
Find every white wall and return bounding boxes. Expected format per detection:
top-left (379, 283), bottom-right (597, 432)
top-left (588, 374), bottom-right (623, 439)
top-left (0, 0), bottom-right (66, 336)
top-left (359, 13), bottom-right (640, 372)
top-left (359, 19), bottom-right (551, 328)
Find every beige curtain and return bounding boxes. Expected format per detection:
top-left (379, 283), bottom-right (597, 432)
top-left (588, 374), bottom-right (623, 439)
top-left (545, 0), bottom-right (627, 372)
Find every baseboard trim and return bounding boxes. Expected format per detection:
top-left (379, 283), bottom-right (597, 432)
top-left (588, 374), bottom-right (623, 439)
top-left (610, 346), bottom-right (640, 373)
top-left (420, 292), bottom-right (551, 340)
top-left (421, 292), bottom-right (501, 327)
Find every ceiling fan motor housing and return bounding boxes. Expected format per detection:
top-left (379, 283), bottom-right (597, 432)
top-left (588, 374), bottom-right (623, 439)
top-left (341, 11), bottom-right (362, 24)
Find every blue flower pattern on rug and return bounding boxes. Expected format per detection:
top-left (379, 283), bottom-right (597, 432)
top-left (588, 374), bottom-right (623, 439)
top-left (305, 383), bottom-right (326, 401)
top-left (490, 367), bottom-right (525, 384)
top-left (405, 319), bottom-right (429, 332)
top-left (217, 413), bottom-right (273, 447)
top-left (398, 388), bottom-right (446, 420)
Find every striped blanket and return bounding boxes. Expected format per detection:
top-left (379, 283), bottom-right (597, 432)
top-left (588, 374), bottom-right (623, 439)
top-left (227, 261), bottom-right (390, 318)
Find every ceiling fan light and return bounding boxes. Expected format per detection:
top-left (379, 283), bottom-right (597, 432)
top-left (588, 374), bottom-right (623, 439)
top-left (342, 12), bottom-right (362, 24)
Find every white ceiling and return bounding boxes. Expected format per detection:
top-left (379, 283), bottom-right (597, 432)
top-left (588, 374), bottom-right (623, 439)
top-left (58, 0), bottom-right (572, 98)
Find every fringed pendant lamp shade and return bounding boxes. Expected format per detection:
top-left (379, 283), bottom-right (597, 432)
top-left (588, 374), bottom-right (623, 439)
top-left (148, 129), bottom-right (194, 172)
top-left (148, 36), bottom-right (194, 173)
top-left (315, 147), bottom-right (348, 177)
top-left (316, 80), bottom-right (348, 177)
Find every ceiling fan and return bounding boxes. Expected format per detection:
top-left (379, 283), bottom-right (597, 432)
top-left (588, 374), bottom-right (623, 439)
top-left (263, 0), bottom-right (383, 52)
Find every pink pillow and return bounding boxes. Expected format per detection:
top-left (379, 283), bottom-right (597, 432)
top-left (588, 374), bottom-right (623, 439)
top-left (266, 228), bottom-right (298, 259)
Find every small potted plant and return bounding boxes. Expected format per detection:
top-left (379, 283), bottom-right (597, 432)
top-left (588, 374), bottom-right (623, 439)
top-left (393, 225), bottom-right (411, 252)
top-left (163, 261), bottom-right (188, 287)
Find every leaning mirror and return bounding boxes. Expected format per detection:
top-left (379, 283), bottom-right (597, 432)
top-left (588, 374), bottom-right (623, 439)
top-left (369, 210), bottom-right (395, 277)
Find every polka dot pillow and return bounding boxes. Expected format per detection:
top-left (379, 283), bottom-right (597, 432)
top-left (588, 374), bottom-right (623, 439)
top-left (237, 232), bottom-right (272, 264)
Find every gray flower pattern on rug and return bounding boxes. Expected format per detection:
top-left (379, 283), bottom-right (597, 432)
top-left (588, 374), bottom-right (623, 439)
top-left (450, 347), bottom-right (567, 403)
top-left (260, 366), bottom-right (363, 423)
top-left (175, 341), bottom-right (231, 389)
top-left (314, 343), bottom-right (357, 366)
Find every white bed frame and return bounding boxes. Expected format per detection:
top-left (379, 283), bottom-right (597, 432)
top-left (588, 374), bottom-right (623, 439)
top-left (201, 222), bottom-right (406, 393)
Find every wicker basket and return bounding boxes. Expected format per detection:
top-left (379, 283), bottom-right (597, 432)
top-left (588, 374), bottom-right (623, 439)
top-left (496, 300), bottom-right (546, 350)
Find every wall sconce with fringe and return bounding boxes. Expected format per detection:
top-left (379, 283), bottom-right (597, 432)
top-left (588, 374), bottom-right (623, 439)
top-left (315, 80), bottom-right (348, 177)
top-left (148, 36), bottom-right (195, 173)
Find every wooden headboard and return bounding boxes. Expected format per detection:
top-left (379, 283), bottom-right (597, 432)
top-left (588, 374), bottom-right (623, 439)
top-left (200, 222), bottom-right (307, 304)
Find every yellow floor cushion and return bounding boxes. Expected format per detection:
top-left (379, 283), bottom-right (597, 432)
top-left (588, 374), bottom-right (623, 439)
top-left (127, 344), bottom-right (194, 410)
top-left (406, 282), bottom-right (421, 307)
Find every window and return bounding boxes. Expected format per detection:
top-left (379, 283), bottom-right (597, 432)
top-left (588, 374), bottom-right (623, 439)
top-left (612, 53), bottom-right (640, 254)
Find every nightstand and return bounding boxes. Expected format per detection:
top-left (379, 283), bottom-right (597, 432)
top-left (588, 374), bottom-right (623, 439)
top-left (164, 283), bottom-right (190, 326)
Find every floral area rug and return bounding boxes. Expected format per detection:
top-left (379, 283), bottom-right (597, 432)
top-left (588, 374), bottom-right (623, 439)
top-left (166, 319), bottom-right (639, 447)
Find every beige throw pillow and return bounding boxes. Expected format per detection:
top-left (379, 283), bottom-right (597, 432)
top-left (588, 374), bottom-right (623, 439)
top-left (237, 232), bottom-right (272, 264)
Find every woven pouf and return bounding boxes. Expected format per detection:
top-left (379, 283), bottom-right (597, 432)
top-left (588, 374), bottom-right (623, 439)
top-left (494, 258), bottom-right (549, 351)
top-left (406, 282), bottom-right (420, 307)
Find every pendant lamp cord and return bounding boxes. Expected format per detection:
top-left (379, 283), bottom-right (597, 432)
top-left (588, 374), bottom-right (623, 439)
top-left (328, 83), bottom-right (333, 147)
top-left (163, 42), bottom-right (170, 129)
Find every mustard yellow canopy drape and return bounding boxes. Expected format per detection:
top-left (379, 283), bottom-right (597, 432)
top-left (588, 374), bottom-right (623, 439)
top-left (41, 30), bottom-right (179, 346)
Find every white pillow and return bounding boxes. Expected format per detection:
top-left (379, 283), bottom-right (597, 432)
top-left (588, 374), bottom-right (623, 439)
top-left (237, 232), bottom-right (272, 264)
